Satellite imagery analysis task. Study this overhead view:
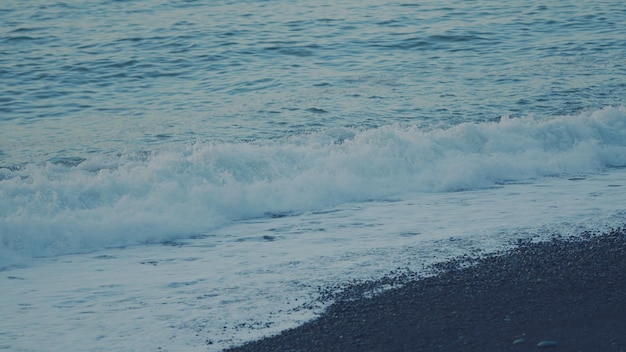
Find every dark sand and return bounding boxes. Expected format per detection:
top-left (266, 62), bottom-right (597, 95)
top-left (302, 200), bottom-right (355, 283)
top-left (226, 228), bottom-right (626, 351)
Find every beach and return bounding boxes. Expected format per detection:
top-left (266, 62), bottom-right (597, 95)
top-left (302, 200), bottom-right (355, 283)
top-left (227, 228), bottom-right (626, 351)
top-left (3, 1), bottom-right (626, 351)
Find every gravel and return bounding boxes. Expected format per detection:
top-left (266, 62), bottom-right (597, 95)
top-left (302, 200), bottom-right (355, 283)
top-left (226, 227), bottom-right (626, 352)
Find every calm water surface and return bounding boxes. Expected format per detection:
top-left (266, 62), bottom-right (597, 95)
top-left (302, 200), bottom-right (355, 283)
top-left (2, 0), bottom-right (625, 165)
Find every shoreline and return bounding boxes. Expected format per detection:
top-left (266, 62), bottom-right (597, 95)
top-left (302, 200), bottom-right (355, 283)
top-left (226, 227), bottom-right (626, 351)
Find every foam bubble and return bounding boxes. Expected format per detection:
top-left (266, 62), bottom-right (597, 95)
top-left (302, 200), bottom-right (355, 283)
top-left (1, 106), bottom-right (625, 265)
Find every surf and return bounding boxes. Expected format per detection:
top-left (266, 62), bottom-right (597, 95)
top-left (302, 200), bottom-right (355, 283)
top-left (2, 106), bottom-right (626, 266)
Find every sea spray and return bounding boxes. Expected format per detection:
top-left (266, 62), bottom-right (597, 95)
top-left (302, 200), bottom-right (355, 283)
top-left (2, 106), bottom-right (626, 263)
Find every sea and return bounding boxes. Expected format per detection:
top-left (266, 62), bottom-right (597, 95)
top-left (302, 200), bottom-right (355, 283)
top-left (1, 0), bottom-right (625, 350)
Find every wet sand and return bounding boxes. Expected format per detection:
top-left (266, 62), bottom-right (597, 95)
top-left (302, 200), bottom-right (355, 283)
top-left (226, 227), bottom-right (626, 351)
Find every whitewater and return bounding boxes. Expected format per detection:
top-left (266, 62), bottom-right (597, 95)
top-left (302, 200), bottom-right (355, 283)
top-left (3, 107), bottom-right (626, 351)
top-left (2, 0), bottom-right (626, 350)
top-left (2, 107), bottom-right (626, 265)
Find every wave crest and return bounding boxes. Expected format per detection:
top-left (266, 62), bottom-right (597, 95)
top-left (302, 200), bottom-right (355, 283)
top-left (2, 106), bottom-right (626, 263)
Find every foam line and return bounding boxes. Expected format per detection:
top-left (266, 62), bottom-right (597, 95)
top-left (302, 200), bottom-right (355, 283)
top-left (1, 106), bottom-right (625, 263)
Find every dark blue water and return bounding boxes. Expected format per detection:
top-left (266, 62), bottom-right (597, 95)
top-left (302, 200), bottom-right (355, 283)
top-left (2, 0), bottom-right (625, 165)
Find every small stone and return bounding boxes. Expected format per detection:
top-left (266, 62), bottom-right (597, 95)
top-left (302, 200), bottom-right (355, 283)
top-left (537, 340), bottom-right (557, 348)
top-left (512, 338), bottom-right (525, 345)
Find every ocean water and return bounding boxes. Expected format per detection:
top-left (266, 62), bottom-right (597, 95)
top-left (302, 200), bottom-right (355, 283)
top-left (1, 0), bottom-right (626, 350)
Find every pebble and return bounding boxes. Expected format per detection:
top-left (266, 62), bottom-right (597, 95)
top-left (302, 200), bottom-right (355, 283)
top-left (512, 338), bottom-right (525, 345)
top-left (537, 340), bottom-right (558, 348)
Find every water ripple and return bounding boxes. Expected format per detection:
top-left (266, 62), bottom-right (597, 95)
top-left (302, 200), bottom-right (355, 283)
top-left (1, 0), bottom-right (625, 164)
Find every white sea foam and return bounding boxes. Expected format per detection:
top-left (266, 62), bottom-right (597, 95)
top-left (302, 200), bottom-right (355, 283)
top-left (1, 106), bottom-right (626, 266)
top-left (2, 166), bottom-right (626, 351)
